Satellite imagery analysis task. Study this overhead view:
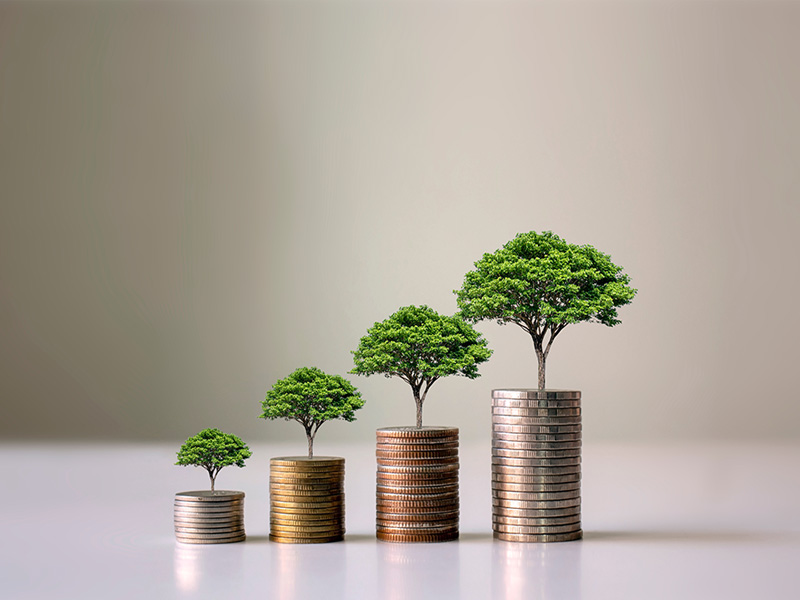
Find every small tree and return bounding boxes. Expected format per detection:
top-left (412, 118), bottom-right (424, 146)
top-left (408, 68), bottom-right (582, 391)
top-left (351, 305), bottom-right (492, 428)
top-left (175, 428), bottom-right (252, 492)
top-left (455, 231), bottom-right (636, 389)
top-left (261, 367), bottom-right (364, 457)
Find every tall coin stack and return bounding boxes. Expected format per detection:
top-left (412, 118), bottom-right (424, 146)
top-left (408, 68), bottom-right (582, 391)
top-left (269, 456), bottom-right (345, 544)
top-left (491, 390), bottom-right (583, 542)
top-left (376, 426), bottom-right (459, 543)
top-left (174, 490), bottom-right (246, 544)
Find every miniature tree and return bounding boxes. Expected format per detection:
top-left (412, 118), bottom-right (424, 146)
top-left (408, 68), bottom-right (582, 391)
top-left (455, 230), bottom-right (636, 389)
top-left (261, 367), bottom-right (364, 457)
top-left (351, 304), bottom-right (492, 428)
top-left (175, 428), bottom-right (252, 492)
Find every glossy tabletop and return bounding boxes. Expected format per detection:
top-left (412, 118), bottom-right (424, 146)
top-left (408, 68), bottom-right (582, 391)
top-left (2, 441), bottom-right (799, 599)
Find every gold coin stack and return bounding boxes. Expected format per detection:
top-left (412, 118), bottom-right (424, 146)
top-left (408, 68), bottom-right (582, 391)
top-left (269, 456), bottom-right (345, 544)
top-left (376, 426), bottom-right (459, 543)
top-left (492, 390), bottom-right (583, 543)
top-left (174, 490), bottom-right (246, 544)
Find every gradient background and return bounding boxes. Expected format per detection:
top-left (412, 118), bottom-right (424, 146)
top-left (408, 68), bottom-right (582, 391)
top-left (1, 0), bottom-right (798, 445)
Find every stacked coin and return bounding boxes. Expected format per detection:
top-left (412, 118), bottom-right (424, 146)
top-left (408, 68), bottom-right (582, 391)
top-left (269, 456), bottom-right (345, 544)
top-left (174, 490), bottom-right (246, 544)
top-left (492, 390), bottom-right (583, 543)
top-left (376, 426), bottom-right (459, 543)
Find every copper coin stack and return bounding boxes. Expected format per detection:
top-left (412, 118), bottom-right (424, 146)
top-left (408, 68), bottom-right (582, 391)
top-left (376, 426), bottom-right (460, 543)
top-left (492, 390), bottom-right (583, 542)
top-left (174, 490), bottom-right (246, 544)
top-left (269, 456), bottom-right (345, 544)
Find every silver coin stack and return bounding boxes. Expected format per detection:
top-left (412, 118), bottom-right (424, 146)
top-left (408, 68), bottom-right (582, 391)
top-left (492, 390), bottom-right (582, 542)
top-left (174, 490), bottom-right (246, 544)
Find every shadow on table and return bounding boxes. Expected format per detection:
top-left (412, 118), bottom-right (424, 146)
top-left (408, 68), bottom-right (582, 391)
top-left (584, 530), bottom-right (800, 543)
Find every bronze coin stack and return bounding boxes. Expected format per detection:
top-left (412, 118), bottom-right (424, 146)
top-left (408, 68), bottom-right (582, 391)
top-left (492, 390), bottom-right (583, 542)
top-left (269, 456), bottom-right (345, 544)
top-left (174, 490), bottom-right (246, 544)
top-left (376, 426), bottom-right (460, 543)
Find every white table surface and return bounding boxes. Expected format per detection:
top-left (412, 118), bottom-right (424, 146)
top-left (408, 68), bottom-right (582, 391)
top-left (2, 440), bottom-right (799, 599)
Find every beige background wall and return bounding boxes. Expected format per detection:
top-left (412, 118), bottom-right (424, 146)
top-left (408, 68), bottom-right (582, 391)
top-left (1, 0), bottom-right (798, 445)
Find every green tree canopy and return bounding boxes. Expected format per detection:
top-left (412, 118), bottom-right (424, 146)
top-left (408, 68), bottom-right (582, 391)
top-left (455, 231), bottom-right (636, 389)
top-left (351, 304), bottom-right (492, 427)
top-left (175, 428), bottom-right (252, 492)
top-left (261, 367), bottom-right (364, 457)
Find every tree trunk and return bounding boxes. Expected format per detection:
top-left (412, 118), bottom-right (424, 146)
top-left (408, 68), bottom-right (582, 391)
top-left (307, 432), bottom-right (314, 458)
top-left (209, 471), bottom-right (216, 492)
top-left (538, 353), bottom-right (546, 390)
top-left (415, 396), bottom-right (423, 428)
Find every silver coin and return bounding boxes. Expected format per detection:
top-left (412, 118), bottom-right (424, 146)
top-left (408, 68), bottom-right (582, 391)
top-left (175, 530), bottom-right (247, 540)
top-left (493, 530), bottom-right (583, 543)
top-left (493, 522), bottom-right (582, 535)
top-left (491, 457), bottom-right (581, 467)
top-left (492, 489), bottom-right (581, 501)
top-left (492, 406), bottom-right (581, 416)
top-left (493, 423), bottom-right (582, 433)
top-left (173, 511), bottom-right (243, 519)
top-left (173, 519), bottom-right (243, 528)
top-left (173, 502), bottom-right (243, 512)
top-left (492, 389), bottom-right (580, 399)
top-left (493, 514), bottom-right (581, 526)
top-left (492, 432), bottom-right (582, 441)
top-left (177, 535), bottom-right (247, 545)
top-left (491, 415), bottom-right (582, 425)
top-left (174, 499), bottom-right (244, 508)
top-left (492, 471), bottom-right (582, 481)
top-left (174, 525), bottom-right (245, 534)
top-left (492, 448), bottom-right (581, 459)
top-left (492, 466), bottom-right (581, 476)
top-left (492, 497), bottom-right (581, 509)
top-left (491, 482), bottom-right (580, 493)
top-left (492, 506), bottom-right (581, 518)
top-left (173, 507), bottom-right (245, 517)
top-left (175, 491), bottom-right (245, 502)
top-left (492, 441), bottom-right (582, 452)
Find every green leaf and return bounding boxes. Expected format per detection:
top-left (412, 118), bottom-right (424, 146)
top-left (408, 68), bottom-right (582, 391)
top-left (350, 304), bottom-right (493, 401)
top-left (260, 367), bottom-right (365, 432)
top-left (175, 428), bottom-right (252, 471)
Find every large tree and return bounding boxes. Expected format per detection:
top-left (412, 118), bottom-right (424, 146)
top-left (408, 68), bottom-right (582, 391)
top-left (455, 231), bottom-right (636, 389)
top-left (261, 367), bottom-right (364, 457)
top-left (351, 305), bottom-right (492, 428)
top-left (175, 428), bottom-right (252, 492)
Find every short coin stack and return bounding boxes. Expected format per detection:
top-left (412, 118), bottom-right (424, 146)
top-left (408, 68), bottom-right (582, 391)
top-left (269, 456), bottom-right (345, 544)
top-left (376, 426), bottom-right (460, 543)
top-left (492, 390), bottom-right (583, 542)
top-left (174, 490), bottom-right (246, 544)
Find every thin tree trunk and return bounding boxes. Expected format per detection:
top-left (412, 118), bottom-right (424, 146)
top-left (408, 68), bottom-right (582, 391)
top-left (209, 471), bottom-right (216, 492)
top-left (537, 352), bottom-right (546, 390)
top-left (307, 432), bottom-right (314, 458)
top-left (415, 396), bottom-right (423, 428)
top-left (532, 337), bottom-right (546, 390)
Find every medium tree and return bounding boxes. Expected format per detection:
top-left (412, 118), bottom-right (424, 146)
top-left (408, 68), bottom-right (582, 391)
top-left (261, 367), bottom-right (364, 457)
top-left (175, 428), bottom-right (252, 492)
top-left (351, 305), bottom-right (492, 428)
top-left (455, 230), bottom-right (636, 389)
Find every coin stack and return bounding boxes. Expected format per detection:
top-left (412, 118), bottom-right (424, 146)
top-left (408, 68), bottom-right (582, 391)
top-left (269, 456), bottom-right (345, 544)
top-left (492, 390), bottom-right (583, 542)
top-left (376, 426), bottom-right (459, 543)
top-left (173, 490), bottom-right (246, 544)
